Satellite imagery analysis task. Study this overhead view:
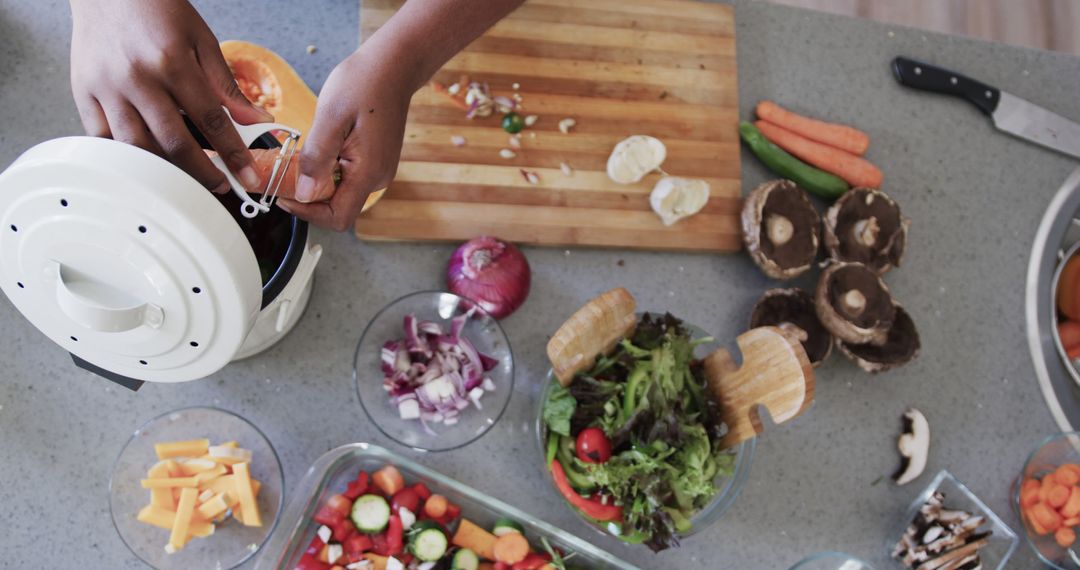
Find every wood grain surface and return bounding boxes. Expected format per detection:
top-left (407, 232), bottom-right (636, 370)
top-left (356, 0), bottom-right (743, 251)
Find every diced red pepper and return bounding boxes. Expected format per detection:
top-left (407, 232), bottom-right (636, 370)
top-left (494, 562), bottom-right (512, 570)
top-left (512, 552), bottom-right (552, 570)
top-left (331, 518), bottom-right (356, 542)
top-left (398, 553), bottom-right (414, 565)
top-left (412, 482), bottom-right (432, 501)
top-left (345, 534), bottom-right (373, 560)
top-left (370, 532), bottom-right (390, 556)
top-left (296, 553), bottom-right (332, 570)
top-left (391, 487), bottom-right (421, 515)
top-left (313, 506), bottom-right (345, 528)
top-left (344, 472), bottom-right (370, 500)
top-left (549, 460), bottom-right (622, 522)
top-left (386, 514), bottom-right (404, 556)
top-left (445, 502), bottom-right (461, 521)
top-left (305, 535), bottom-right (324, 556)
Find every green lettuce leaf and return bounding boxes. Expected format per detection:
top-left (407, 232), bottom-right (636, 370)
top-left (542, 384), bottom-right (576, 437)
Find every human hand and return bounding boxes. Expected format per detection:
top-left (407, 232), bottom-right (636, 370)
top-left (69, 0), bottom-right (273, 193)
top-left (276, 46), bottom-right (415, 231)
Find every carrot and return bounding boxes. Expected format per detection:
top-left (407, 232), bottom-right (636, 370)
top-left (493, 532), bottom-right (530, 564)
top-left (755, 120), bottom-right (883, 188)
top-left (1028, 508), bottom-right (1051, 535)
top-left (1063, 487), bottom-right (1080, 518)
top-left (1067, 516), bottom-right (1080, 526)
top-left (203, 148), bottom-right (339, 203)
top-left (1063, 464), bottom-right (1080, 479)
top-left (1049, 484), bottom-right (1071, 509)
top-left (1033, 503), bottom-right (1064, 532)
top-left (373, 465), bottom-right (405, 496)
top-left (1057, 465), bottom-right (1080, 486)
top-left (424, 494), bottom-right (448, 518)
top-left (1021, 478), bottom-right (1042, 508)
top-left (430, 81), bottom-right (470, 111)
top-left (1058, 526), bottom-right (1077, 548)
top-left (755, 101), bottom-right (870, 156)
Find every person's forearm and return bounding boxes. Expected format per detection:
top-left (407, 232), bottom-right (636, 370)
top-left (364, 0), bottom-right (525, 93)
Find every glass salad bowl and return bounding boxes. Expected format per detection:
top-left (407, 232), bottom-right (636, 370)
top-left (355, 291), bottom-right (514, 452)
top-left (533, 317), bottom-right (756, 547)
top-left (109, 407), bottom-right (284, 570)
top-left (254, 442), bottom-right (639, 570)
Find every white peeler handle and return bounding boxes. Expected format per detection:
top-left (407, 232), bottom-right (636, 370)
top-left (206, 108), bottom-right (301, 219)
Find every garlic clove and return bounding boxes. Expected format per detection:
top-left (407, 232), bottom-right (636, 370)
top-left (606, 135), bottom-right (667, 184)
top-left (649, 177), bottom-right (710, 226)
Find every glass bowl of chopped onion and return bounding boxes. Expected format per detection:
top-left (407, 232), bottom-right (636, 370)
top-left (354, 290), bottom-right (514, 452)
top-left (109, 406), bottom-right (284, 570)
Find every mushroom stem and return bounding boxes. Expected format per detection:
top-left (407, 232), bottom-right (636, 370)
top-left (841, 289), bottom-right (867, 316)
top-left (766, 215), bottom-right (795, 246)
top-left (777, 321), bottom-right (809, 342)
top-left (853, 216), bottom-right (880, 247)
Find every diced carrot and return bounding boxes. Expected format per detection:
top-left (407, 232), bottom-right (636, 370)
top-left (373, 465), bottom-right (405, 496)
top-left (755, 120), bottom-right (883, 188)
top-left (430, 81), bottom-right (470, 111)
top-left (424, 494), bottom-right (449, 519)
top-left (1041, 479), bottom-right (1057, 503)
top-left (1029, 510), bottom-right (1051, 536)
top-left (493, 533), bottom-right (530, 564)
top-left (1062, 464), bottom-right (1080, 479)
top-left (1067, 517), bottom-right (1080, 527)
top-left (1062, 487), bottom-right (1080, 518)
top-left (755, 101), bottom-right (871, 156)
top-left (452, 519), bottom-right (497, 561)
top-left (1034, 503), bottom-right (1064, 532)
top-left (1058, 526), bottom-right (1077, 548)
top-left (1049, 484), bottom-right (1071, 509)
top-left (1058, 466), bottom-right (1080, 486)
top-left (1021, 479), bottom-right (1042, 508)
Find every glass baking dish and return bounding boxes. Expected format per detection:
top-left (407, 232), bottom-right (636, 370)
top-left (254, 443), bottom-right (639, 569)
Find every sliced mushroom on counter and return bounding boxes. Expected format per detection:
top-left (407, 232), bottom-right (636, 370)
top-left (892, 408), bottom-right (930, 485)
top-left (838, 304), bottom-right (921, 373)
top-left (824, 187), bottom-right (909, 275)
top-left (742, 180), bottom-right (821, 279)
top-left (750, 288), bottom-right (833, 367)
top-left (815, 261), bottom-right (895, 345)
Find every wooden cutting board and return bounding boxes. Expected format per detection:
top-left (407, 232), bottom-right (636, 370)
top-left (356, 0), bottom-right (742, 252)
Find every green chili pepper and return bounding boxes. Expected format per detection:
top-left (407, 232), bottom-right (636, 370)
top-left (739, 121), bottom-right (849, 199)
top-left (502, 112), bottom-right (525, 134)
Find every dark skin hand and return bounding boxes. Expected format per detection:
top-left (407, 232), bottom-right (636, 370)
top-left (69, 0), bottom-right (525, 231)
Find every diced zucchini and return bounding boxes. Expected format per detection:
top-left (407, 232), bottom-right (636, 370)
top-left (408, 520), bottom-right (449, 562)
top-left (351, 494), bottom-right (391, 534)
top-left (451, 547), bottom-right (480, 570)
top-left (492, 517), bottom-right (524, 537)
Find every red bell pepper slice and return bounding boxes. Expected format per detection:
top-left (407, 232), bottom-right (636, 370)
top-left (313, 506), bottom-right (345, 528)
top-left (512, 552), bottom-right (552, 570)
top-left (344, 472), bottom-right (370, 500)
top-left (370, 532), bottom-right (390, 556)
top-left (345, 533), bottom-right (373, 560)
top-left (386, 514), bottom-right (404, 556)
top-left (549, 460), bottom-right (622, 521)
top-left (412, 482), bottom-right (432, 501)
top-left (331, 517), bottom-right (356, 542)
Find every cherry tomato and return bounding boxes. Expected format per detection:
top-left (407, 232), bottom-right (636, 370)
top-left (326, 494), bottom-right (353, 516)
top-left (575, 427), bottom-right (612, 464)
top-left (390, 487), bottom-right (421, 515)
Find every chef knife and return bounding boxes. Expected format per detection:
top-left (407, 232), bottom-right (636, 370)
top-left (891, 56), bottom-right (1080, 159)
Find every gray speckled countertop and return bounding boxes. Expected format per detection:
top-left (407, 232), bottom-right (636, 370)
top-left (1, 1), bottom-right (1079, 568)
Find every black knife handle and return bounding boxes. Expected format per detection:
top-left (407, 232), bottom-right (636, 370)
top-left (891, 56), bottom-right (1001, 115)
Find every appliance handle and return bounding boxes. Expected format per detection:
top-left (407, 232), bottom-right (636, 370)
top-left (51, 262), bottom-right (164, 333)
top-left (274, 243), bottom-right (322, 333)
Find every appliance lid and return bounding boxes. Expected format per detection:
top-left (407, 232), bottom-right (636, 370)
top-left (0, 137), bottom-right (263, 383)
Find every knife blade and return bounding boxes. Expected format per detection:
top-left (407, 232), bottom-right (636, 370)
top-left (891, 56), bottom-right (1080, 159)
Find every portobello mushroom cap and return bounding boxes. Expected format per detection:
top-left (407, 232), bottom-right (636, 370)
top-left (750, 288), bottom-right (834, 367)
top-left (824, 187), bottom-right (909, 275)
top-left (839, 303), bottom-right (921, 373)
top-left (742, 179), bottom-right (821, 279)
top-left (815, 261), bottom-right (895, 345)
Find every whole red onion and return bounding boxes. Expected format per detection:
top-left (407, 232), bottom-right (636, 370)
top-left (447, 236), bottom-right (531, 319)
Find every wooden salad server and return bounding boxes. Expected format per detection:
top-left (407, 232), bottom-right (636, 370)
top-left (547, 288), bottom-right (815, 449)
top-left (704, 327), bottom-right (815, 449)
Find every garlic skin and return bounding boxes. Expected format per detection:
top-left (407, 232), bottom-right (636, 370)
top-left (606, 135), bottom-right (667, 184)
top-left (649, 177), bottom-right (710, 226)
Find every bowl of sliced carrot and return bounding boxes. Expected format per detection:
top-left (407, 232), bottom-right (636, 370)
top-left (109, 407), bottom-right (284, 570)
top-left (1015, 432), bottom-right (1080, 568)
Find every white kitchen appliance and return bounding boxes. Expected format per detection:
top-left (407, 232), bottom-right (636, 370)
top-left (0, 122), bottom-right (321, 388)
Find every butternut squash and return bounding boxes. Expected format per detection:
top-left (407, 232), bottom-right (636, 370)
top-left (220, 40), bottom-right (385, 212)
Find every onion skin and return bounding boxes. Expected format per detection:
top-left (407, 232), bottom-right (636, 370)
top-left (447, 236), bottom-right (531, 319)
